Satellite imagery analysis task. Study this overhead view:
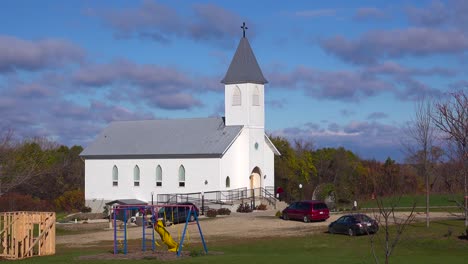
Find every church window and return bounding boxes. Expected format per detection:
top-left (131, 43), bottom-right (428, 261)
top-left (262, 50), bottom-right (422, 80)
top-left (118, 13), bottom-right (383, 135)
top-left (226, 176), bottom-right (230, 188)
top-left (252, 86), bottom-right (260, 106)
top-left (112, 165), bottom-right (118, 186)
top-left (178, 165), bottom-right (185, 187)
top-left (156, 165), bottom-right (162, 187)
top-left (134, 165), bottom-right (140, 187)
top-left (232, 86), bottom-right (241, 106)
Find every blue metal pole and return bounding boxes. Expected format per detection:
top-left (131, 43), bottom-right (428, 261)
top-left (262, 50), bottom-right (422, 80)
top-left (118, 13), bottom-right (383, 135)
top-left (177, 206), bottom-right (191, 256)
top-left (123, 208), bottom-right (127, 254)
top-left (194, 207), bottom-right (208, 254)
top-left (142, 208), bottom-right (146, 251)
top-left (113, 206), bottom-right (117, 254)
top-left (152, 206), bottom-right (155, 251)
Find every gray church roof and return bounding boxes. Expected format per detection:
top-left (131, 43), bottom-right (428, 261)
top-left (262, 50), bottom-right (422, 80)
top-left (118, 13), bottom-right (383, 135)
top-left (80, 117), bottom-right (243, 159)
top-left (221, 37), bottom-right (268, 85)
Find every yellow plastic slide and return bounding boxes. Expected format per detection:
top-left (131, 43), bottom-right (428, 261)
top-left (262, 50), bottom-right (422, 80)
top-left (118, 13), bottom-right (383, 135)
top-left (154, 219), bottom-right (179, 252)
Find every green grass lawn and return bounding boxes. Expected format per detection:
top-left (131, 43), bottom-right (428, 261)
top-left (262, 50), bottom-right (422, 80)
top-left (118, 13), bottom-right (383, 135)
top-left (358, 193), bottom-right (464, 209)
top-left (13, 219), bottom-right (468, 264)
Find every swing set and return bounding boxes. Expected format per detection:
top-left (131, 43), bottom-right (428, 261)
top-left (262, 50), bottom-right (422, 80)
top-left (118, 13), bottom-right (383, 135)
top-left (112, 204), bottom-right (207, 257)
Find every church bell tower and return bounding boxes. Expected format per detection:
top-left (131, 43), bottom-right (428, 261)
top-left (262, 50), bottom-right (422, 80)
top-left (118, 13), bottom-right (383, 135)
top-left (222, 23), bottom-right (268, 128)
top-left (221, 23), bottom-right (269, 187)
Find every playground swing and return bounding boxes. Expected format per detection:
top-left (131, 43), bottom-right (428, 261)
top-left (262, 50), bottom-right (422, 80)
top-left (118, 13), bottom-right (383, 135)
top-left (113, 204), bottom-right (206, 257)
top-left (171, 207), bottom-right (191, 244)
top-left (156, 206), bottom-right (191, 247)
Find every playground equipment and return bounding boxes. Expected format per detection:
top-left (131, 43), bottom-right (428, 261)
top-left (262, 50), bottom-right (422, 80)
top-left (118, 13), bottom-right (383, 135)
top-left (0, 211), bottom-right (55, 260)
top-left (112, 204), bottom-right (207, 257)
top-left (154, 219), bottom-right (178, 252)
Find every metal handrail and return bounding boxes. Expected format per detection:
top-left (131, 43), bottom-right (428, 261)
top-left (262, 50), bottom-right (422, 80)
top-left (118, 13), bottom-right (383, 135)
top-left (156, 186), bottom-right (278, 208)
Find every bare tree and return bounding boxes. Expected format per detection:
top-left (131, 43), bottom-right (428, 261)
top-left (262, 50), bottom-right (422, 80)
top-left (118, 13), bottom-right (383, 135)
top-left (369, 159), bottom-right (417, 264)
top-left (0, 130), bottom-right (15, 195)
top-left (370, 196), bottom-right (416, 264)
top-left (402, 98), bottom-right (437, 227)
top-left (431, 90), bottom-right (468, 227)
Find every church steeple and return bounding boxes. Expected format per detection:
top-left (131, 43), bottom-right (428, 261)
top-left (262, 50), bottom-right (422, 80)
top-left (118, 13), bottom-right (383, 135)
top-left (223, 23), bottom-right (266, 128)
top-left (221, 28), bottom-right (267, 85)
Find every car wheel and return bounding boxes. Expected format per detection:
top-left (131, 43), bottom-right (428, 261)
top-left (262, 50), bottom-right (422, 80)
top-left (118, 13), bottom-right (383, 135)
top-left (189, 215), bottom-right (195, 222)
top-left (329, 228), bottom-right (334, 234)
top-left (303, 215), bottom-right (310, 223)
top-left (283, 213), bottom-right (289, 220)
top-left (348, 228), bottom-right (354, 236)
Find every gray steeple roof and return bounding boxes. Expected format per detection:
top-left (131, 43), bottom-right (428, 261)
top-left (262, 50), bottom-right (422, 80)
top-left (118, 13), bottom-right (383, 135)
top-left (221, 37), bottom-right (268, 85)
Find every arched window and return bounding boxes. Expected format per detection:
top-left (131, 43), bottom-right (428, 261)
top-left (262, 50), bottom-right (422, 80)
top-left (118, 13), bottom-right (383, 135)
top-left (226, 176), bottom-right (230, 188)
top-left (133, 165), bottom-right (140, 187)
top-left (178, 165), bottom-right (185, 187)
top-left (252, 86), bottom-right (260, 106)
top-left (232, 86), bottom-right (241, 106)
top-left (112, 165), bottom-right (118, 186)
top-left (156, 165), bottom-right (162, 187)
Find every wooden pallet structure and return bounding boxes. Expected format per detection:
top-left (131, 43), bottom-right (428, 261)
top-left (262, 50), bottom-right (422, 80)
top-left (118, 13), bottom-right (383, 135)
top-left (0, 211), bottom-right (55, 260)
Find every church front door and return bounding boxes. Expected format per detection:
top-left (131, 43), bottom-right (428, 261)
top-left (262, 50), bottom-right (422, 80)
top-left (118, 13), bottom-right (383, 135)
top-left (250, 167), bottom-right (262, 197)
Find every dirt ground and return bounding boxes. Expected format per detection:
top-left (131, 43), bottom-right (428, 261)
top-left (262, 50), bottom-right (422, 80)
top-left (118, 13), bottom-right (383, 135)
top-left (57, 210), bottom-right (461, 247)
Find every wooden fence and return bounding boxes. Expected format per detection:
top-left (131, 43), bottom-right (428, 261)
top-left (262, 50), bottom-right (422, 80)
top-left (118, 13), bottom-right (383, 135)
top-left (0, 211), bottom-right (55, 260)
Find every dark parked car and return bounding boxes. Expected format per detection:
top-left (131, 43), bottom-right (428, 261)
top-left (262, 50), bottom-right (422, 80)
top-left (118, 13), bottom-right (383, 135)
top-left (328, 214), bottom-right (379, 236)
top-left (282, 200), bottom-right (330, 222)
top-left (158, 202), bottom-right (199, 225)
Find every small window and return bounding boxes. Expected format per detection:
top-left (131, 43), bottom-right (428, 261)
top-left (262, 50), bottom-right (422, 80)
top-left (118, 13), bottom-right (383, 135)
top-left (112, 165), bottom-right (118, 186)
top-left (156, 165), bottom-right (162, 187)
top-left (226, 176), bottom-right (230, 188)
top-left (232, 86), bottom-right (241, 106)
top-left (252, 86), bottom-right (260, 106)
top-left (134, 165), bottom-right (140, 187)
top-left (178, 165), bottom-right (185, 187)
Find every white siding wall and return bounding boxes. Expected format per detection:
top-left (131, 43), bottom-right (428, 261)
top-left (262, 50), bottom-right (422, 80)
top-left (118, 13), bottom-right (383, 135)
top-left (225, 83), bottom-right (264, 128)
top-left (263, 139), bottom-right (275, 188)
top-left (85, 158), bottom-right (220, 212)
top-left (220, 129), bottom-right (249, 190)
top-left (248, 128), bottom-right (265, 181)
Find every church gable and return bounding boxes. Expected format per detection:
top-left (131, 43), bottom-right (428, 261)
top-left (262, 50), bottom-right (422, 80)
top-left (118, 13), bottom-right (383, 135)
top-left (264, 134), bottom-right (281, 156)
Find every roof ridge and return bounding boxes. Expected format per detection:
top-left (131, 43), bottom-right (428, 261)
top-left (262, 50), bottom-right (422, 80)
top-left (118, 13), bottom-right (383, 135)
top-left (109, 116), bottom-right (223, 124)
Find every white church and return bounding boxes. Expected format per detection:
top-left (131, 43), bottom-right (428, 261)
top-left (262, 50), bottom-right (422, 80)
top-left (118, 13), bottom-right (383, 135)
top-left (81, 31), bottom-right (280, 212)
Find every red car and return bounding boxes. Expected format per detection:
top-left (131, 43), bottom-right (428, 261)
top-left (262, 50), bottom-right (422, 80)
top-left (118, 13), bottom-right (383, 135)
top-left (282, 200), bottom-right (330, 222)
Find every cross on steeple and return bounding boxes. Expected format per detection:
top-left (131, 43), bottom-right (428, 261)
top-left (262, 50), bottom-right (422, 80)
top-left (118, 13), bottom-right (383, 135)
top-left (241, 22), bottom-right (248, 38)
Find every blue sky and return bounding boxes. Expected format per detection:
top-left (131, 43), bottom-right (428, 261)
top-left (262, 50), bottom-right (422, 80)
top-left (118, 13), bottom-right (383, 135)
top-left (0, 0), bottom-right (466, 161)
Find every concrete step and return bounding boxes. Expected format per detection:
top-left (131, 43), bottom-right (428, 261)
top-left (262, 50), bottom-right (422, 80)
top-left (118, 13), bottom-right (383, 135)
top-left (275, 201), bottom-right (289, 211)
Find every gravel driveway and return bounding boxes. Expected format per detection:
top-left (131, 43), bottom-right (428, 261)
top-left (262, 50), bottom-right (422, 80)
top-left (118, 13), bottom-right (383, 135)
top-left (56, 210), bottom-right (461, 247)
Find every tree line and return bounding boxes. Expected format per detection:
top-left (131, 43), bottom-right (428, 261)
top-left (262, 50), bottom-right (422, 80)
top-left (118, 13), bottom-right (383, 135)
top-left (271, 137), bottom-right (464, 203)
top-left (0, 131), bottom-right (85, 212)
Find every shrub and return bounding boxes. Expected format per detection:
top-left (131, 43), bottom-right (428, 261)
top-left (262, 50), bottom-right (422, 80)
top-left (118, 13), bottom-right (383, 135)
top-left (236, 203), bottom-right (252, 213)
top-left (81, 206), bottom-right (92, 213)
top-left (256, 203), bottom-right (267, 210)
top-left (217, 208), bottom-right (231, 215)
top-left (275, 210), bottom-right (282, 218)
top-left (206, 209), bottom-right (217, 218)
top-left (0, 193), bottom-right (52, 212)
top-left (54, 189), bottom-right (85, 212)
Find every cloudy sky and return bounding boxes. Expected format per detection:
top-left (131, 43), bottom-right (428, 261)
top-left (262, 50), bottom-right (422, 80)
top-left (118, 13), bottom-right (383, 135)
top-left (1, 0), bottom-right (466, 161)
